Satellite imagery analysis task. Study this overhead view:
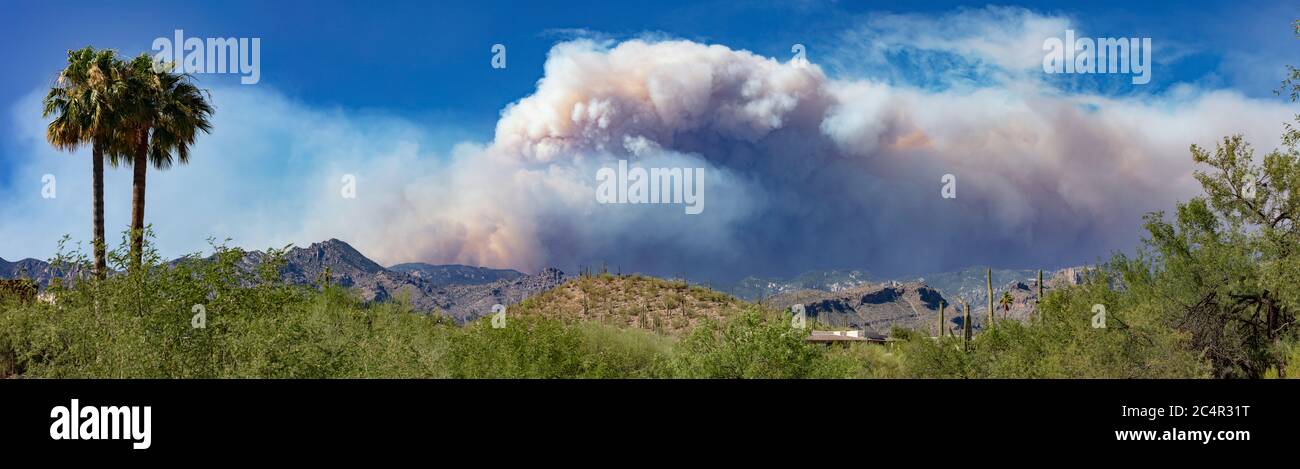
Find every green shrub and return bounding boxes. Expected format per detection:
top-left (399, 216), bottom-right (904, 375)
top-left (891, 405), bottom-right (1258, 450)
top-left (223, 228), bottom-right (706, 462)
top-left (898, 264), bottom-right (1208, 379)
top-left (447, 317), bottom-right (672, 378)
top-left (670, 308), bottom-right (822, 378)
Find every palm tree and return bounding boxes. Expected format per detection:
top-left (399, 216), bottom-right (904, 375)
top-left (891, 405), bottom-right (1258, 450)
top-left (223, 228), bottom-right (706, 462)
top-left (998, 291), bottom-right (1014, 319)
top-left (118, 54), bottom-right (214, 268)
top-left (42, 47), bottom-right (129, 279)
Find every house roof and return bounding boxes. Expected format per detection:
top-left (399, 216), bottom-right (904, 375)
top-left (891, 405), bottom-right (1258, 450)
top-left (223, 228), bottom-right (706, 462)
top-left (806, 331), bottom-right (890, 343)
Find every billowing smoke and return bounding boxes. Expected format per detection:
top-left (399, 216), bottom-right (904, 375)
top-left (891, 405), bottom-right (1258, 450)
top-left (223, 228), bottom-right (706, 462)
top-left (294, 38), bottom-right (1294, 279)
top-left (5, 34), bottom-right (1294, 281)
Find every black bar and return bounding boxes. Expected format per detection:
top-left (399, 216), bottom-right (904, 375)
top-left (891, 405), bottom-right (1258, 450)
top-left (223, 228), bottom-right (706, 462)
top-left (2, 379), bottom-right (1291, 459)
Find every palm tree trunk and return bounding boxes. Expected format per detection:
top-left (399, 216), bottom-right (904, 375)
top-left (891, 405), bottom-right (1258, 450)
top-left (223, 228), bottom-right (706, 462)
top-left (91, 141), bottom-right (106, 279)
top-left (129, 129), bottom-right (148, 269)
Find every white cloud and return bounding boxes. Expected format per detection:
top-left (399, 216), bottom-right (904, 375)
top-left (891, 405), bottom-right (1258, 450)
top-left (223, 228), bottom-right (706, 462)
top-left (3, 14), bottom-right (1296, 279)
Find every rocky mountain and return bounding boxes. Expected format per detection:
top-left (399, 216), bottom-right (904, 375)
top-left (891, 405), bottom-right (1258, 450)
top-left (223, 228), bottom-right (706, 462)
top-left (1, 239), bottom-right (565, 323)
top-left (902, 267), bottom-right (1039, 307)
top-left (767, 281), bottom-right (961, 335)
top-left (980, 280), bottom-right (1041, 321)
top-left (239, 239), bottom-right (564, 322)
top-left (762, 265), bottom-right (1094, 336)
top-left (389, 263), bottom-right (524, 286)
top-left (0, 256), bottom-right (76, 289)
top-left (431, 267), bottom-right (565, 322)
top-left (746, 265), bottom-right (1089, 306)
top-left (719, 269), bottom-right (875, 301)
top-left (2, 240), bottom-right (1094, 333)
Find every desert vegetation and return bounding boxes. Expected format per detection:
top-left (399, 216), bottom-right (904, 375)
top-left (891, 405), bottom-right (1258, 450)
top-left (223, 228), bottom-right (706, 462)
top-left (6, 94), bottom-right (1298, 378)
top-left (5, 101), bottom-right (1298, 378)
top-left (4, 25), bottom-right (1299, 380)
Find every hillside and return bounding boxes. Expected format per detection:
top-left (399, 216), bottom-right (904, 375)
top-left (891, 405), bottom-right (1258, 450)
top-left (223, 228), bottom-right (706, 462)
top-left (767, 281), bottom-right (958, 335)
top-left (511, 274), bottom-right (746, 336)
top-left (230, 239), bottom-right (567, 322)
top-left (906, 267), bottom-right (1038, 307)
top-left (2, 239), bottom-right (566, 323)
top-left (2, 240), bottom-right (1093, 333)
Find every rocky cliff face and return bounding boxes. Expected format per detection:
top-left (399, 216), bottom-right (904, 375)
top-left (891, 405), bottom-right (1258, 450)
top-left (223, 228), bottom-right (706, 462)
top-left (765, 265), bottom-right (1090, 336)
top-left (768, 281), bottom-right (955, 335)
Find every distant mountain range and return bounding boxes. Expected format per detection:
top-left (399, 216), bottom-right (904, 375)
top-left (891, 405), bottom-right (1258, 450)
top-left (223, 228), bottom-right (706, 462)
top-left (1, 239), bottom-right (1087, 331)
top-left (0, 256), bottom-right (73, 289)
top-left (0, 239), bottom-right (563, 323)
top-left (767, 281), bottom-right (951, 335)
top-left (389, 263), bottom-right (524, 285)
top-left (238, 239), bottom-right (566, 322)
top-left (716, 269), bottom-right (875, 301)
top-left (760, 273), bottom-right (1084, 336)
top-left (716, 266), bottom-right (1086, 306)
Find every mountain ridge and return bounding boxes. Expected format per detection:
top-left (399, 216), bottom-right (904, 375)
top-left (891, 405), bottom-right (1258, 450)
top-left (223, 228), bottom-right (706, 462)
top-left (0, 239), bottom-right (563, 323)
top-left (2, 240), bottom-right (1089, 331)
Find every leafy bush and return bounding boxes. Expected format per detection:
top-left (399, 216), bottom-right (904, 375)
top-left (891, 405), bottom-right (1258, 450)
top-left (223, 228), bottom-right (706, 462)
top-left (0, 233), bottom-right (459, 378)
top-left (811, 342), bottom-right (907, 379)
top-left (671, 308), bottom-right (823, 378)
top-left (900, 264), bottom-right (1208, 379)
top-left (446, 317), bottom-right (673, 378)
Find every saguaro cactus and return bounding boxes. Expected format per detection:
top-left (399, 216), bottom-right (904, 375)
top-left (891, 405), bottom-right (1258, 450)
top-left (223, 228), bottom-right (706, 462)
top-left (1037, 269), bottom-right (1044, 321)
top-left (986, 268), bottom-right (993, 324)
top-left (961, 299), bottom-right (972, 351)
top-left (938, 299), bottom-right (946, 337)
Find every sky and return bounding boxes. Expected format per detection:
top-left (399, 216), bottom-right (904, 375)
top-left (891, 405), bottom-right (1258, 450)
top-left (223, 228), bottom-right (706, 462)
top-left (1, 0), bottom-right (1298, 281)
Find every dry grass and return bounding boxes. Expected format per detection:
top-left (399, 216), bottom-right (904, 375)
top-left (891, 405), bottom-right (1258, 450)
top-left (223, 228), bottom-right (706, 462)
top-left (512, 273), bottom-right (745, 336)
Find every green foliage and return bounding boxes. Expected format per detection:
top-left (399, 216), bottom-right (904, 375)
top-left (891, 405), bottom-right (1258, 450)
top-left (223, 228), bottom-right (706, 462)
top-left (1278, 20), bottom-right (1300, 102)
top-left (671, 308), bottom-right (822, 378)
top-left (1264, 339), bottom-right (1300, 378)
top-left (0, 279), bottom-right (38, 305)
top-left (0, 236), bottom-right (843, 379)
top-left (0, 234), bottom-right (454, 378)
top-left (447, 317), bottom-right (673, 378)
top-left (811, 343), bottom-right (907, 379)
top-left (901, 264), bottom-right (1208, 378)
top-left (1136, 128), bottom-right (1300, 377)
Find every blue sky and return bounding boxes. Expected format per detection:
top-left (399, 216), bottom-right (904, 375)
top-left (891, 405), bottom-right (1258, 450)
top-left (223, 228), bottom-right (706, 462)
top-left (2, 0), bottom-right (1293, 140)
top-left (1, 0), bottom-right (1298, 278)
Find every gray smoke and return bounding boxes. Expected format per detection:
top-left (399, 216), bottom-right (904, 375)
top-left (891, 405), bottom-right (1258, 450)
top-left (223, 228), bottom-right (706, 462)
top-left (5, 36), bottom-right (1293, 281)
top-left (328, 38), bottom-right (1289, 280)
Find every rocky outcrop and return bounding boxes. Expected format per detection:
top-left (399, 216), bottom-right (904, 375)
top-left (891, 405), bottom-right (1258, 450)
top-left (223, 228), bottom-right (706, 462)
top-left (769, 281), bottom-right (958, 335)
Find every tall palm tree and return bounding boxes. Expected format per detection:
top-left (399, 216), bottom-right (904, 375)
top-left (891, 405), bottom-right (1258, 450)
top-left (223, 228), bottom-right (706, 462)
top-left (118, 54), bottom-right (214, 268)
top-left (42, 47), bottom-right (129, 279)
top-left (998, 291), bottom-right (1014, 319)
